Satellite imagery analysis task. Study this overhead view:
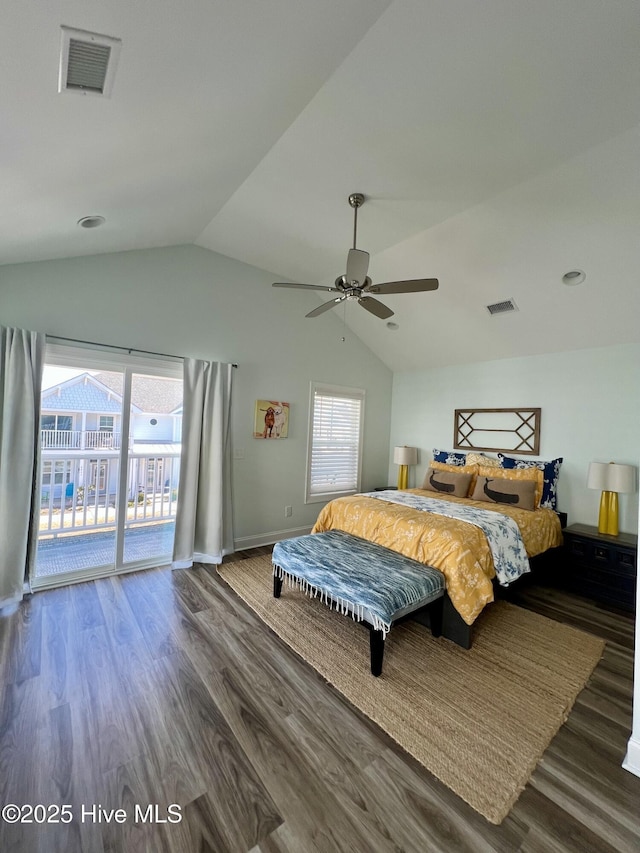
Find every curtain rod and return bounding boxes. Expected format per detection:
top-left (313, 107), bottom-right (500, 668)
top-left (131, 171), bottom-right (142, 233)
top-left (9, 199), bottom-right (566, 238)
top-left (46, 334), bottom-right (238, 367)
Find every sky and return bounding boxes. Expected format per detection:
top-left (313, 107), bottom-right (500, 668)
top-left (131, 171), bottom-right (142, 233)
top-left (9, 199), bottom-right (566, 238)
top-left (42, 366), bottom-right (92, 391)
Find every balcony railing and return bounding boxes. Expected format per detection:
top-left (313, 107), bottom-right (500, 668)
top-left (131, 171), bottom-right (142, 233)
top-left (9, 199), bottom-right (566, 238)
top-left (38, 453), bottom-right (180, 537)
top-left (41, 430), bottom-right (122, 450)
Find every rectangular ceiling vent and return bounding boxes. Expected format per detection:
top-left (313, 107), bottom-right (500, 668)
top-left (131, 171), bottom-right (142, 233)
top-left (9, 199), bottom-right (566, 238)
top-left (486, 298), bottom-right (518, 316)
top-left (59, 26), bottom-right (122, 97)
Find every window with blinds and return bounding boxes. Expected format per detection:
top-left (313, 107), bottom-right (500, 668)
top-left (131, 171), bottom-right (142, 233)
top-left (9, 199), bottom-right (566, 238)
top-left (306, 382), bottom-right (365, 503)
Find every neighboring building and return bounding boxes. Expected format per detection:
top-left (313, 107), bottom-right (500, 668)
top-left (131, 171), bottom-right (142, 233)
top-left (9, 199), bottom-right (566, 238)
top-left (40, 372), bottom-right (182, 502)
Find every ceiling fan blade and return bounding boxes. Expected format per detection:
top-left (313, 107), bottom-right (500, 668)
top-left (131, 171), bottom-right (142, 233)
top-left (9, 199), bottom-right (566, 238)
top-left (345, 248), bottom-right (369, 284)
top-left (306, 297), bottom-right (345, 318)
top-left (358, 296), bottom-right (394, 319)
top-left (273, 282), bottom-right (341, 292)
top-left (368, 278), bottom-right (439, 295)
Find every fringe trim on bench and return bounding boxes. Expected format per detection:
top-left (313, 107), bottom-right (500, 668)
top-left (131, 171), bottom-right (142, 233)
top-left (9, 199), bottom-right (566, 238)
top-left (272, 563), bottom-right (391, 638)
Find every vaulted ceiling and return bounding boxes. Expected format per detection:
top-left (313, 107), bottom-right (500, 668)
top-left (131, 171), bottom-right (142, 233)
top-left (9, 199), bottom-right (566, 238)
top-left (3, 1), bottom-right (640, 370)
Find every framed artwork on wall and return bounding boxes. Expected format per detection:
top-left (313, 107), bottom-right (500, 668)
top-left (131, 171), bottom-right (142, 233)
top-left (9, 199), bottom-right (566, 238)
top-left (254, 400), bottom-right (290, 439)
top-left (453, 407), bottom-right (541, 455)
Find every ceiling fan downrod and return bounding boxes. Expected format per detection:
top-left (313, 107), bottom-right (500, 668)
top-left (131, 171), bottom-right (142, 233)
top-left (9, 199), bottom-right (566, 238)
top-left (348, 192), bottom-right (365, 250)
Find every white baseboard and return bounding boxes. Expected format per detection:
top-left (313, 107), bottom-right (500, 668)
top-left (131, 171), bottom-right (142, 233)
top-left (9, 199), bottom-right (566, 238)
top-left (234, 525), bottom-right (312, 551)
top-left (623, 735), bottom-right (640, 778)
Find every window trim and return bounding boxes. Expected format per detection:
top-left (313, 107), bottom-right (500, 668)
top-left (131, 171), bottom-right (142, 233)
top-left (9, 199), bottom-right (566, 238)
top-left (305, 381), bottom-right (365, 505)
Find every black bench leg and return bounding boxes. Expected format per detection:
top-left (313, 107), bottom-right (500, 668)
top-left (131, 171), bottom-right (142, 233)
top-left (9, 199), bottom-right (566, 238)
top-left (369, 628), bottom-right (385, 677)
top-left (429, 597), bottom-right (443, 638)
top-left (273, 575), bottom-right (283, 598)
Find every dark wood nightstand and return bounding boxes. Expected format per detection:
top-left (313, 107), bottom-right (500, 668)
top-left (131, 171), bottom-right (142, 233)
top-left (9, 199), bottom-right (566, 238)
top-left (562, 523), bottom-right (637, 612)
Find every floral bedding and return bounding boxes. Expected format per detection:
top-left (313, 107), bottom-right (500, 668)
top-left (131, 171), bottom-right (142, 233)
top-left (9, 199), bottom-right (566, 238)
top-left (312, 489), bottom-right (563, 625)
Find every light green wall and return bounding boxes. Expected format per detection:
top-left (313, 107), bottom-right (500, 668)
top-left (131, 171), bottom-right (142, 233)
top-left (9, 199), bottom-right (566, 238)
top-left (390, 343), bottom-right (640, 533)
top-left (0, 244), bottom-right (393, 544)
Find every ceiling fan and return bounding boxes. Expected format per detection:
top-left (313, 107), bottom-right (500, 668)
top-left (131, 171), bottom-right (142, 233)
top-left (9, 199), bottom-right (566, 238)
top-left (272, 193), bottom-right (438, 319)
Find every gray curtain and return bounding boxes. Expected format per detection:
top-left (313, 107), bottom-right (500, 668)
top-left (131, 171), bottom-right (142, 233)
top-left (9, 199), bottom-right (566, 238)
top-left (172, 359), bottom-right (234, 568)
top-left (0, 327), bottom-right (45, 609)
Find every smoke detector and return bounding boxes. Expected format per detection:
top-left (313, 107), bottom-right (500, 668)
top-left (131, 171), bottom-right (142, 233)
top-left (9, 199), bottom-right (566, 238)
top-left (58, 26), bottom-right (122, 97)
top-left (486, 298), bottom-right (518, 316)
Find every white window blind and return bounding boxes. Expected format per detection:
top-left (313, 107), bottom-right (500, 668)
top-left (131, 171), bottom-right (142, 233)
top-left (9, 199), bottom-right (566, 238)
top-left (306, 382), bottom-right (364, 503)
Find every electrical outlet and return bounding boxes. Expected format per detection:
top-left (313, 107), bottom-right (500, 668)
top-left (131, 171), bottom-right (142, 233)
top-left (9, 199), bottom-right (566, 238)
top-left (284, 505), bottom-right (293, 518)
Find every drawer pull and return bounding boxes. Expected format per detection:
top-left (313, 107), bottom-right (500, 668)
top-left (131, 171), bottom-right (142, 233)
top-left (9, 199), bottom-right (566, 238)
top-left (618, 552), bottom-right (635, 568)
top-left (594, 546), bottom-right (609, 561)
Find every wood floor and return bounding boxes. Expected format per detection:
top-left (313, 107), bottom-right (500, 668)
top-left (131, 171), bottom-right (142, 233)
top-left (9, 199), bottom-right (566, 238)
top-left (0, 548), bottom-right (638, 852)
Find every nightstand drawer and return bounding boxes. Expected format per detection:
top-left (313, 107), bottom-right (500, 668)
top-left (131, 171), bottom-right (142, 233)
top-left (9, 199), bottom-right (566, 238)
top-left (561, 524), bottom-right (637, 612)
top-left (566, 537), bottom-right (636, 575)
top-left (570, 564), bottom-right (635, 595)
top-left (614, 548), bottom-right (636, 575)
top-left (567, 536), bottom-right (612, 565)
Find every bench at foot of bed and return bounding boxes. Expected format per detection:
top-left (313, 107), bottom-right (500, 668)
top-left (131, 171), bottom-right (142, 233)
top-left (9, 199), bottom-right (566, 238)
top-left (272, 530), bottom-right (446, 676)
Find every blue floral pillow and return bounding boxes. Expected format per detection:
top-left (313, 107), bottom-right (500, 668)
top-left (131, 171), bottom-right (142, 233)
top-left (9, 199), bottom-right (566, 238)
top-left (498, 454), bottom-right (563, 510)
top-left (433, 448), bottom-right (467, 466)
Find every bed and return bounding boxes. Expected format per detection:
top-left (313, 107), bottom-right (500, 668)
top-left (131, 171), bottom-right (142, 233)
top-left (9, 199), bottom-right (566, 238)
top-left (312, 466), bottom-right (563, 647)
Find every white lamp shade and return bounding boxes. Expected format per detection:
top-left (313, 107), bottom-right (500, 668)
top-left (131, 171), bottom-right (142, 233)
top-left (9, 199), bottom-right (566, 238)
top-left (587, 462), bottom-right (637, 494)
top-left (394, 445), bottom-right (418, 466)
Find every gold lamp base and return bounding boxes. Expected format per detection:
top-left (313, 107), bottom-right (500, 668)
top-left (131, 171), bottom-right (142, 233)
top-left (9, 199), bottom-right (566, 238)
top-left (598, 490), bottom-right (619, 536)
top-left (397, 464), bottom-right (408, 490)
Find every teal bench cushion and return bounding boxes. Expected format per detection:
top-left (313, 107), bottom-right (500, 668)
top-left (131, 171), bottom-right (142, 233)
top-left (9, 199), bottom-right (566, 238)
top-left (272, 530), bottom-right (445, 637)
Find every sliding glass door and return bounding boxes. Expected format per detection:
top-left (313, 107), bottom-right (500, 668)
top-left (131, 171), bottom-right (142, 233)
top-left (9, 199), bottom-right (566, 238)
top-left (32, 345), bottom-right (183, 588)
top-left (120, 371), bottom-right (182, 567)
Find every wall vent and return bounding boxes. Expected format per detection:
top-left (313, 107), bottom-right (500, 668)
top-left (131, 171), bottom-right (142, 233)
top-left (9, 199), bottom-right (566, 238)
top-left (486, 298), bottom-right (518, 316)
top-left (59, 26), bottom-right (122, 97)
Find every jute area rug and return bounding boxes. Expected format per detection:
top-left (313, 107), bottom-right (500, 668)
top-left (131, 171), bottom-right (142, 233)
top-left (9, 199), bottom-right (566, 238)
top-left (218, 555), bottom-right (605, 824)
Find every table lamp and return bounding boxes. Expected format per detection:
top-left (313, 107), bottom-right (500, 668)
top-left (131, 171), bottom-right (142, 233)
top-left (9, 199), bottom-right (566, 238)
top-left (394, 445), bottom-right (418, 490)
top-left (587, 461), bottom-right (637, 536)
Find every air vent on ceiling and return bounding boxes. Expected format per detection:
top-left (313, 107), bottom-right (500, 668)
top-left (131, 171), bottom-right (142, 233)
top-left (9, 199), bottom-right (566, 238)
top-left (58, 26), bottom-right (122, 97)
top-left (486, 298), bottom-right (518, 316)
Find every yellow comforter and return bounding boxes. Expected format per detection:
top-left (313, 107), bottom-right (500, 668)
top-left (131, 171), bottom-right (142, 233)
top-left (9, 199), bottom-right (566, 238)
top-left (312, 490), bottom-right (563, 625)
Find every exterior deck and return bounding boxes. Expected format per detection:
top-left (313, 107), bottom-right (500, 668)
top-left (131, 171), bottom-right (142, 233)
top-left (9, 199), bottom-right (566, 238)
top-left (36, 521), bottom-right (176, 576)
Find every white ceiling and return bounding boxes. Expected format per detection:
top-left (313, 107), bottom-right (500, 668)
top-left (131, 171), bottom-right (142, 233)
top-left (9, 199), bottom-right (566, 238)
top-left (3, 0), bottom-right (640, 370)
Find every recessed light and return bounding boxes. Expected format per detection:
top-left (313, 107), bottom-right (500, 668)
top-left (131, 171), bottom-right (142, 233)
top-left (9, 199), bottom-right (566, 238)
top-left (562, 269), bottom-right (585, 286)
top-left (386, 322), bottom-right (399, 330)
top-left (77, 215), bottom-right (106, 229)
